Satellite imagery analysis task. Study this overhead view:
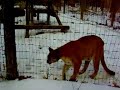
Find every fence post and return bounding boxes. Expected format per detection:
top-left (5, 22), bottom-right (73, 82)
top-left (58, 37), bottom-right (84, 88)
top-left (3, 0), bottom-right (18, 80)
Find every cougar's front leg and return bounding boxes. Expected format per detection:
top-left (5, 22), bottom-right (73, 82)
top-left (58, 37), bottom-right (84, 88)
top-left (62, 64), bottom-right (71, 80)
top-left (69, 62), bottom-right (81, 81)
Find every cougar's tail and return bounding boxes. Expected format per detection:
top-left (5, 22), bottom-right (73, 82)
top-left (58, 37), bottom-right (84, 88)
top-left (100, 47), bottom-right (115, 75)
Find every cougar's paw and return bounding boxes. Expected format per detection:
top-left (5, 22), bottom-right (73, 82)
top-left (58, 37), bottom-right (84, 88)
top-left (62, 73), bottom-right (66, 80)
top-left (79, 70), bottom-right (84, 74)
top-left (89, 74), bottom-right (96, 79)
top-left (69, 78), bottom-right (77, 82)
top-left (63, 77), bottom-right (66, 80)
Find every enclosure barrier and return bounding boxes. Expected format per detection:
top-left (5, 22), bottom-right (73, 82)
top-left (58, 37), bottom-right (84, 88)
top-left (0, 0), bottom-right (120, 88)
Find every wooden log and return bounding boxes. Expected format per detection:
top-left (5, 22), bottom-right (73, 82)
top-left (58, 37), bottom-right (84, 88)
top-left (14, 25), bottom-right (69, 30)
top-left (25, 0), bottom-right (30, 38)
top-left (3, 0), bottom-right (18, 80)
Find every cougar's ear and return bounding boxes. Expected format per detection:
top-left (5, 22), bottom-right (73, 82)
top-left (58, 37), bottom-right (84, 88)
top-left (49, 47), bottom-right (54, 52)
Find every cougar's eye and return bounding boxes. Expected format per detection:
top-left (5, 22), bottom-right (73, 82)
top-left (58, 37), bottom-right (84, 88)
top-left (52, 59), bottom-right (57, 62)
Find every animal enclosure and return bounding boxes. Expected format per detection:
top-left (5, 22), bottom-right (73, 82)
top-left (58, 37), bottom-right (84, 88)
top-left (0, 0), bottom-right (120, 87)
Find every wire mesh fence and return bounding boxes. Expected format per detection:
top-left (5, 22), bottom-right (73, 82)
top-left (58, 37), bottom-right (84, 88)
top-left (0, 0), bottom-right (120, 86)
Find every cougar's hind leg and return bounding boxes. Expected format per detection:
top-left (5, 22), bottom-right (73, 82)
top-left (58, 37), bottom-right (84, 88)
top-left (89, 53), bottom-right (100, 79)
top-left (79, 61), bottom-right (90, 74)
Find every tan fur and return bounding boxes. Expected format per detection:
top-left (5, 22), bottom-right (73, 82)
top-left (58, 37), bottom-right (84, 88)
top-left (47, 35), bottom-right (115, 81)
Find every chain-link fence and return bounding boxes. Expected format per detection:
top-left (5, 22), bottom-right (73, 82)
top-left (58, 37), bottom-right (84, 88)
top-left (0, 0), bottom-right (120, 86)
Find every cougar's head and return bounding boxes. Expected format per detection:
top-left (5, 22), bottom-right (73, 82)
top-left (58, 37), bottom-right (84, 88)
top-left (47, 47), bottom-right (60, 64)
